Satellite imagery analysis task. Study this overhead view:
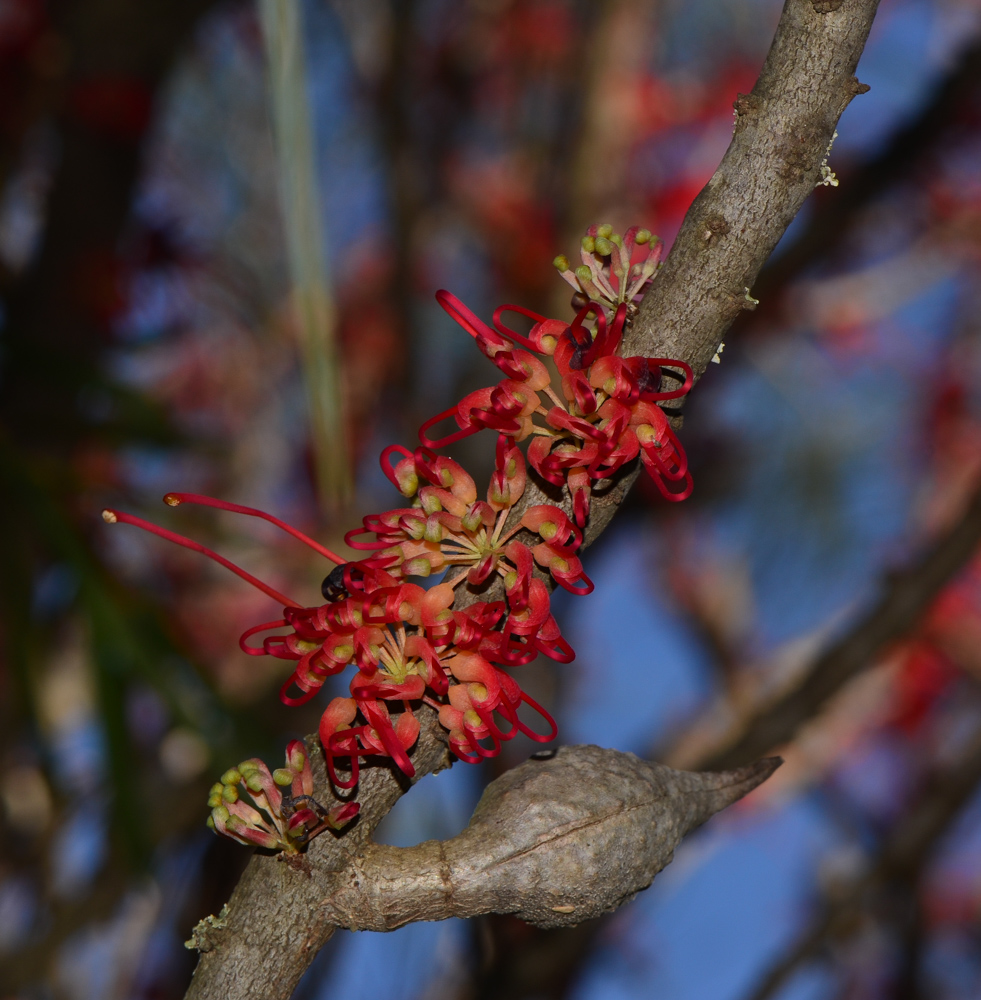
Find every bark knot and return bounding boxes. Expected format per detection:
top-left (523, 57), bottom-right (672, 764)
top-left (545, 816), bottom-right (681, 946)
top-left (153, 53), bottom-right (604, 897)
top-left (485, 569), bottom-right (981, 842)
top-left (811, 0), bottom-right (844, 11)
top-left (702, 214), bottom-right (731, 244)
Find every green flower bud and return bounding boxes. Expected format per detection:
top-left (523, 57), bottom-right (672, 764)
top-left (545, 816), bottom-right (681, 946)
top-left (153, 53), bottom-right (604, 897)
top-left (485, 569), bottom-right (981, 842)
top-left (289, 747), bottom-right (306, 771)
top-left (597, 223), bottom-right (613, 239)
top-left (594, 237), bottom-right (613, 256)
top-left (273, 768), bottom-right (293, 786)
top-left (210, 782), bottom-right (224, 797)
top-left (245, 773), bottom-right (264, 793)
top-left (213, 805), bottom-right (230, 824)
top-left (222, 784), bottom-right (239, 803)
top-left (221, 768), bottom-right (241, 786)
top-left (553, 254), bottom-right (570, 271)
top-left (237, 760), bottom-right (259, 775)
top-left (575, 265), bottom-right (592, 283)
top-left (635, 229), bottom-right (652, 245)
top-left (206, 815), bottom-right (216, 831)
top-left (581, 236), bottom-right (595, 253)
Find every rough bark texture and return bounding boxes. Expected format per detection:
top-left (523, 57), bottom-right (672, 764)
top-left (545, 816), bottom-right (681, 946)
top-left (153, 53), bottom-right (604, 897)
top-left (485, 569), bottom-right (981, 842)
top-left (184, 1), bottom-right (881, 996)
top-left (322, 747), bottom-right (780, 931)
top-left (632, 0), bottom-right (880, 373)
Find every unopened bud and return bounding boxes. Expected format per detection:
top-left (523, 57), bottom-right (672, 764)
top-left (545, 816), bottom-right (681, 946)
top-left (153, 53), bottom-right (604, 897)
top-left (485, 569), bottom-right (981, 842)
top-left (581, 236), bottom-right (595, 253)
top-left (273, 768), bottom-right (293, 786)
top-left (222, 784), bottom-right (239, 803)
top-left (221, 768), bottom-right (241, 786)
top-left (635, 229), bottom-right (652, 245)
top-left (594, 237), bottom-right (613, 256)
top-left (575, 265), bottom-right (592, 284)
top-left (597, 224), bottom-right (613, 239)
top-left (245, 773), bottom-right (264, 793)
top-left (553, 254), bottom-right (570, 271)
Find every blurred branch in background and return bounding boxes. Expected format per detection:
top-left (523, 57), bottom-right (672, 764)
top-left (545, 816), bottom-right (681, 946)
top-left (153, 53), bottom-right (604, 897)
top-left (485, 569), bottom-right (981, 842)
top-left (258, 0), bottom-right (351, 510)
top-left (673, 474), bottom-right (981, 772)
top-left (743, 700), bottom-right (981, 1000)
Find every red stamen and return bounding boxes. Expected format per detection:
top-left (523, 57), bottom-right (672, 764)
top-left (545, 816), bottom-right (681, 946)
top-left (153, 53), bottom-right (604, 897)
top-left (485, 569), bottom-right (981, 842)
top-left (163, 493), bottom-right (344, 565)
top-left (102, 509), bottom-right (298, 606)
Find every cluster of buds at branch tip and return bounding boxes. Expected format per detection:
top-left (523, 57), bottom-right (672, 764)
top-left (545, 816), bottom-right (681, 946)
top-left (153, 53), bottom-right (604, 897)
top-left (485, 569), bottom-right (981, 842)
top-left (554, 223), bottom-right (662, 322)
top-left (206, 741), bottom-right (359, 852)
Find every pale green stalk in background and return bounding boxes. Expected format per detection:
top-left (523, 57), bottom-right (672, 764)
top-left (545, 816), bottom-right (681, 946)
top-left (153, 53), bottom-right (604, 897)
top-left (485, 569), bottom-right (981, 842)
top-left (258, 0), bottom-right (352, 508)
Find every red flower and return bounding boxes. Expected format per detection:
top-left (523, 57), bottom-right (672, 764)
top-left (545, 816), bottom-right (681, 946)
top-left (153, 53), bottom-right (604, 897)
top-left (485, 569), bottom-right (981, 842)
top-left (415, 226), bottom-right (694, 526)
top-left (347, 435), bottom-right (593, 601)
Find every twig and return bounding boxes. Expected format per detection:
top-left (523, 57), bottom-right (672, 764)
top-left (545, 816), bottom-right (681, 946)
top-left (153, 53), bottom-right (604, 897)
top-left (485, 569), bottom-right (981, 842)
top-left (742, 715), bottom-right (981, 1000)
top-left (694, 476), bottom-right (981, 772)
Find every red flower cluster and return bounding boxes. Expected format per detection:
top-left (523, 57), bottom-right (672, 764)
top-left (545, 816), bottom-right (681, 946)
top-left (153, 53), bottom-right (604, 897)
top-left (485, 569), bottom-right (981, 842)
top-left (419, 228), bottom-right (693, 525)
top-left (103, 224), bottom-right (691, 849)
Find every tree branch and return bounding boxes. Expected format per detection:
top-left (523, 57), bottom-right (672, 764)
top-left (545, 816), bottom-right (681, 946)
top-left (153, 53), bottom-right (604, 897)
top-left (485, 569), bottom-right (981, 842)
top-left (742, 712), bottom-right (981, 1000)
top-left (685, 476), bottom-right (981, 772)
top-left (183, 1), bottom-right (882, 996)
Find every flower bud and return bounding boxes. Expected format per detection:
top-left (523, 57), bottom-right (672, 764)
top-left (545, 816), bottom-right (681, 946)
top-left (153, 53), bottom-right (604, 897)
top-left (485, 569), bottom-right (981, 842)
top-left (594, 237), bottom-right (613, 256)
top-left (581, 236), bottom-right (595, 253)
top-left (635, 228), bottom-right (651, 245)
top-left (222, 784), bottom-right (239, 803)
top-left (221, 768), bottom-right (241, 786)
top-left (273, 768), bottom-right (293, 786)
top-left (575, 265), bottom-right (592, 284)
top-left (553, 254), bottom-right (570, 271)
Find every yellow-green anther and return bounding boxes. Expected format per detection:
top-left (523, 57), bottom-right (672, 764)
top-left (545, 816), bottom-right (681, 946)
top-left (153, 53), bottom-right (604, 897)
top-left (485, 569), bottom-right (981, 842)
top-left (424, 517), bottom-right (442, 543)
top-left (597, 223), bottom-right (613, 239)
top-left (221, 768), bottom-right (241, 786)
top-left (594, 237), bottom-right (613, 256)
top-left (504, 570), bottom-right (517, 590)
top-left (581, 236), bottom-right (595, 253)
top-left (462, 508), bottom-right (482, 532)
top-left (575, 265), bottom-right (592, 283)
top-left (421, 493), bottom-right (443, 514)
top-left (273, 768), bottom-right (293, 786)
top-left (553, 254), bottom-right (570, 271)
top-left (636, 229), bottom-right (651, 245)
top-left (246, 773), bottom-right (264, 793)
top-left (222, 784), bottom-right (239, 803)
top-left (539, 521), bottom-right (557, 540)
top-left (404, 557), bottom-right (432, 577)
top-left (441, 468), bottom-right (454, 487)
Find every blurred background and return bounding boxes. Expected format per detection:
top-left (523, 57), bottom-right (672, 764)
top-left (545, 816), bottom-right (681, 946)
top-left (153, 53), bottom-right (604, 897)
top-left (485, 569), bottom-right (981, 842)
top-left (3, 0), bottom-right (981, 997)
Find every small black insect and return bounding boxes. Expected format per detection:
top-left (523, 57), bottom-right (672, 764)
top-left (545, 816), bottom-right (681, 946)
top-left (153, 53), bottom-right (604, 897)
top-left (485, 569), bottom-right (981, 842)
top-left (321, 563), bottom-right (349, 603)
